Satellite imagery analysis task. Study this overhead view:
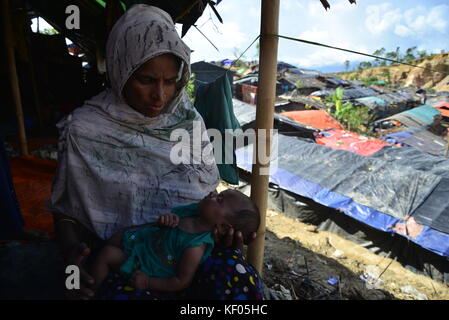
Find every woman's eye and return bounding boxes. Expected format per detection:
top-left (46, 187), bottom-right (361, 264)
top-left (137, 76), bottom-right (153, 84)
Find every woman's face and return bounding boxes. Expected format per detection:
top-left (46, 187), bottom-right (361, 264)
top-left (123, 54), bottom-right (180, 117)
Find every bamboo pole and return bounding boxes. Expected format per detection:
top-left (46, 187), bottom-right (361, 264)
top-left (247, 0), bottom-right (280, 275)
top-left (1, 0), bottom-right (29, 155)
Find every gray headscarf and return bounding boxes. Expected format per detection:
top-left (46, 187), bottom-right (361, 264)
top-left (48, 5), bottom-right (220, 239)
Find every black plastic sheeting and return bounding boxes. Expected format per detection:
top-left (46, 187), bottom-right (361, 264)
top-left (256, 134), bottom-right (443, 222)
top-left (373, 146), bottom-right (449, 234)
top-left (236, 172), bottom-right (449, 284)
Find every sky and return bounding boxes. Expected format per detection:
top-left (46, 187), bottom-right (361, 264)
top-left (32, 0), bottom-right (449, 73)
top-left (178, 0), bottom-right (449, 72)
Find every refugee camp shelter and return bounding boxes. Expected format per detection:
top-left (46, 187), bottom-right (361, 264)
top-left (233, 100), bottom-right (449, 284)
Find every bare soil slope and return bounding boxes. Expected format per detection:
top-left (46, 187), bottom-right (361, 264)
top-left (340, 53), bottom-right (449, 92)
top-left (218, 183), bottom-right (449, 300)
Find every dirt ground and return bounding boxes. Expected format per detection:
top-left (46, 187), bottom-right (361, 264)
top-left (217, 183), bottom-right (449, 300)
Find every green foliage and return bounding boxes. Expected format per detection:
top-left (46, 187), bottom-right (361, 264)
top-left (232, 47), bottom-right (249, 68)
top-left (326, 88), bottom-right (372, 133)
top-left (40, 28), bottom-right (59, 35)
top-left (381, 68), bottom-right (391, 83)
top-left (427, 88), bottom-right (436, 93)
top-left (186, 73), bottom-right (196, 103)
top-left (295, 80), bottom-right (304, 88)
top-left (360, 77), bottom-right (379, 86)
top-left (355, 46), bottom-right (434, 69)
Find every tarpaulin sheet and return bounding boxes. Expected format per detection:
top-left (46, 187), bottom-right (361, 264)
top-left (315, 129), bottom-right (389, 156)
top-left (311, 87), bottom-right (379, 100)
top-left (355, 96), bottom-right (387, 108)
top-left (384, 105), bottom-right (441, 127)
top-left (234, 134), bottom-right (449, 257)
top-left (373, 146), bottom-right (449, 235)
top-left (236, 179), bottom-right (449, 283)
top-left (403, 105), bottom-right (442, 124)
top-left (381, 131), bottom-right (412, 146)
top-left (280, 110), bottom-right (343, 130)
top-left (433, 102), bottom-right (449, 117)
top-left (233, 99), bottom-right (316, 135)
top-left (381, 128), bottom-right (447, 156)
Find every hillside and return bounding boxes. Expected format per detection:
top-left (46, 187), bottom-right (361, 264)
top-left (339, 53), bottom-right (449, 92)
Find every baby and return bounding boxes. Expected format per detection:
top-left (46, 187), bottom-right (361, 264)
top-left (89, 189), bottom-right (260, 293)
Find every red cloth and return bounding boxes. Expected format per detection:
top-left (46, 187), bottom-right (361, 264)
top-left (280, 110), bottom-right (344, 130)
top-left (10, 156), bottom-right (57, 238)
top-left (315, 129), bottom-right (390, 156)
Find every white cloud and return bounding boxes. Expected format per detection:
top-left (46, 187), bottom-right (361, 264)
top-left (179, 0), bottom-right (448, 71)
top-left (394, 24), bottom-right (412, 37)
top-left (365, 3), bottom-right (449, 37)
top-left (365, 3), bottom-right (402, 35)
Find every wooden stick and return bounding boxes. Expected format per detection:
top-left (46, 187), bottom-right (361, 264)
top-left (247, 0), bottom-right (280, 275)
top-left (1, 0), bottom-right (29, 155)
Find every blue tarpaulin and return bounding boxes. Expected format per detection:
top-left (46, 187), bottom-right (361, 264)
top-left (233, 125), bottom-right (449, 257)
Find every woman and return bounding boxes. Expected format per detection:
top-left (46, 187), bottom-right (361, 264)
top-left (48, 4), bottom-right (263, 300)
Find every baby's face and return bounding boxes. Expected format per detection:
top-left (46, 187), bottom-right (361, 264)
top-left (199, 190), bottom-right (243, 226)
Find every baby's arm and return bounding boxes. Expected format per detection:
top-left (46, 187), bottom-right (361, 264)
top-left (130, 244), bottom-right (206, 292)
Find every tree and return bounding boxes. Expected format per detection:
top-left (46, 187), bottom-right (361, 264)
top-left (417, 49), bottom-right (428, 59)
top-left (372, 47), bottom-right (386, 66)
top-left (41, 28), bottom-right (59, 35)
top-left (404, 46), bottom-right (417, 62)
top-left (381, 68), bottom-right (391, 83)
top-left (232, 47), bottom-right (249, 68)
top-left (344, 60), bottom-right (350, 72)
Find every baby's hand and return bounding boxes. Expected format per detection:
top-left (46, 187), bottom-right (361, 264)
top-left (130, 270), bottom-right (150, 290)
top-left (158, 213), bottom-right (179, 228)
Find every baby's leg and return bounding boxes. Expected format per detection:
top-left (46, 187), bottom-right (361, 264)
top-left (90, 245), bottom-right (127, 292)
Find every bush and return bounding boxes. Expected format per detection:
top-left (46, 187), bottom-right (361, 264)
top-left (326, 87), bottom-right (373, 133)
top-left (186, 73), bottom-right (196, 103)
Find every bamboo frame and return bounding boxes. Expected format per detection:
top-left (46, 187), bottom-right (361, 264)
top-left (1, 0), bottom-right (29, 156)
top-left (247, 0), bottom-right (280, 275)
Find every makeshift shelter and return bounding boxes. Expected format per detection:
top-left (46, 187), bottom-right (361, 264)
top-left (381, 128), bottom-right (448, 156)
top-left (280, 110), bottom-right (343, 131)
top-left (233, 132), bottom-right (449, 277)
top-left (380, 105), bottom-right (442, 128)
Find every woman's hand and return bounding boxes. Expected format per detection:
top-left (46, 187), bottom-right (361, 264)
top-left (63, 242), bottom-right (96, 300)
top-left (213, 227), bottom-right (257, 251)
top-left (129, 270), bottom-right (150, 290)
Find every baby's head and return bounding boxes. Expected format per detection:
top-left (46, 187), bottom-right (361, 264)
top-left (199, 189), bottom-right (260, 245)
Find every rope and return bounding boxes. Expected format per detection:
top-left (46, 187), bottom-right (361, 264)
top-left (266, 33), bottom-right (449, 76)
top-left (226, 33), bottom-right (449, 76)
top-left (229, 35), bottom-right (260, 69)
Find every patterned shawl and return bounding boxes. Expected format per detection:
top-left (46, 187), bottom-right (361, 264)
top-left (48, 5), bottom-right (219, 239)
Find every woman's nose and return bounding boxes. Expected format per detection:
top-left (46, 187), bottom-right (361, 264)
top-left (152, 82), bottom-right (165, 102)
